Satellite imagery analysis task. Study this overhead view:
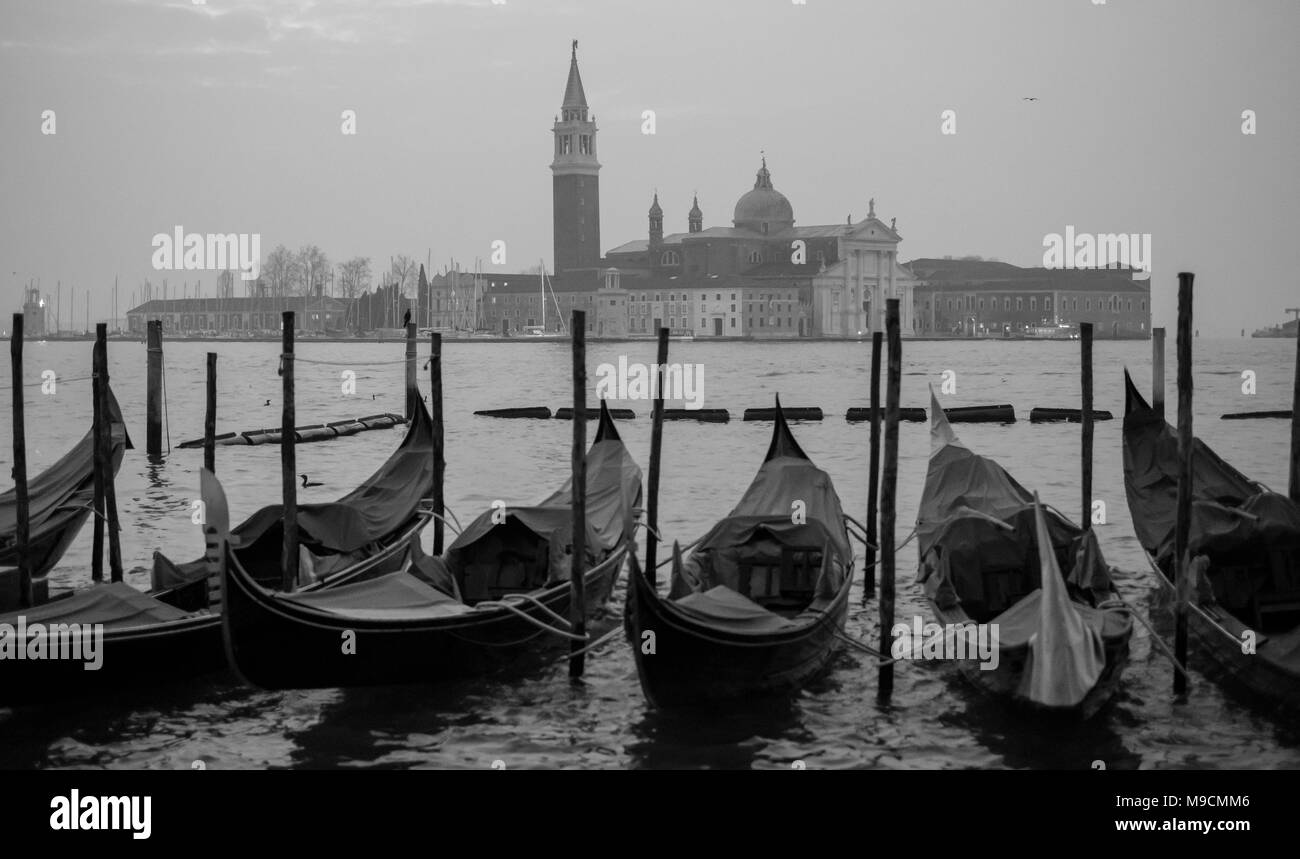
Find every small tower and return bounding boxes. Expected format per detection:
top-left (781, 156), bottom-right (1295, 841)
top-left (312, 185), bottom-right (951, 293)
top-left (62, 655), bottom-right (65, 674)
top-left (22, 287), bottom-right (46, 337)
top-left (647, 192), bottom-right (660, 270)
top-left (649, 192), bottom-right (663, 245)
top-left (688, 194), bottom-right (703, 234)
top-left (551, 39), bottom-right (601, 276)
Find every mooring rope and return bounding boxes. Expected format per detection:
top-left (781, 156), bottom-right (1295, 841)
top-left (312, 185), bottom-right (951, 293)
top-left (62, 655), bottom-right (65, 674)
top-left (1109, 595), bottom-right (1192, 681)
top-left (1141, 549), bottom-right (1243, 650)
top-left (467, 597), bottom-right (585, 642)
top-left (556, 625), bottom-right (623, 663)
top-left (294, 354), bottom-right (434, 367)
top-left (476, 592), bottom-right (573, 630)
top-left (19, 374), bottom-right (93, 388)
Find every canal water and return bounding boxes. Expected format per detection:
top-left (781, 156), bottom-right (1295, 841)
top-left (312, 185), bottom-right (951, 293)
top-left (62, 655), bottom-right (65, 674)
top-left (1, 336), bottom-right (1297, 769)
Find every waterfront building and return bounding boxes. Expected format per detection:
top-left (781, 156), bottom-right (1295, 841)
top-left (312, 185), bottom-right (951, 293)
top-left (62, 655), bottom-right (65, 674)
top-left (908, 258), bottom-right (1152, 338)
top-left (125, 295), bottom-right (349, 335)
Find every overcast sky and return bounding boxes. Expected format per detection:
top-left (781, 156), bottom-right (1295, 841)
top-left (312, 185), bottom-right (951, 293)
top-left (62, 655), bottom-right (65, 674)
top-left (1, 0), bottom-right (1297, 334)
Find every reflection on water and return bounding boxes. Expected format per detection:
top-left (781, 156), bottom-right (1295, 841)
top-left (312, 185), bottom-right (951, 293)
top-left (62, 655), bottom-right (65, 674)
top-left (1, 338), bottom-right (1299, 769)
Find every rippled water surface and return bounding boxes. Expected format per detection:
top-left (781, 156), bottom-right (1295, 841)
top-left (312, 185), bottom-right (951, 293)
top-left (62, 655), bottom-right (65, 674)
top-left (2, 336), bottom-right (1297, 769)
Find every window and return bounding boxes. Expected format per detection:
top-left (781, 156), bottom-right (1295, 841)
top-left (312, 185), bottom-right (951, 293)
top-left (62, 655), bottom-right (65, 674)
top-left (1140, 300), bottom-right (1146, 311)
top-left (1045, 298), bottom-right (1052, 311)
top-left (610, 300), bottom-right (616, 306)
top-left (716, 294), bottom-right (721, 301)
top-left (730, 304), bottom-right (735, 312)
top-left (1016, 297), bottom-right (1023, 311)
top-left (660, 251), bottom-right (679, 265)
top-left (1030, 297), bottom-right (1037, 311)
top-left (579, 135), bottom-right (591, 154)
top-left (978, 299), bottom-right (984, 311)
top-left (1004, 298), bottom-right (1010, 311)
top-left (748, 250), bottom-right (762, 264)
top-left (730, 318), bottom-right (735, 328)
top-left (1073, 299), bottom-right (1078, 311)
top-left (1086, 299), bottom-right (1091, 311)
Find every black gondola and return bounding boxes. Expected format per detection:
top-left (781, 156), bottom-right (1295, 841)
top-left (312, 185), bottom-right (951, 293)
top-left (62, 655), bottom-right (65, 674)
top-left (153, 390), bottom-right (439, 593)
top-left (0, 394), bottom-right (441, 705)
top-left (917, 390), bottom-right (1132, 718)
top-left (1122, 370), bottom-right (1300, 709)
top-left (218, 401), bottom-right (643, 690)
top-left (625, 396), bottom-right (854, 707)
top-left (0, 387), bottom-right (130, 582)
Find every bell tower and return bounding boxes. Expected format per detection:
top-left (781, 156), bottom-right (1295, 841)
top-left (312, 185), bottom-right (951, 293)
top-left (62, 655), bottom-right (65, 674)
top-left (551, 39), bottom-right (601, 276)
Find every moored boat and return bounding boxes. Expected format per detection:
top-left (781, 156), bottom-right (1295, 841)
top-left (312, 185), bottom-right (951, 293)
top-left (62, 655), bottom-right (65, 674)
top-left (0, 386), bottom-right (130, 589)
top-left (218, 401), bottom-right (643, 690)
top-left (0, 394), bottom-right (442, 705)
top-left (1122, 370), bottom-right (1300, 709)
top-left (916, 391), bottom-right (1132, 718)
top-left (624, 396), bottom-right (854, 707)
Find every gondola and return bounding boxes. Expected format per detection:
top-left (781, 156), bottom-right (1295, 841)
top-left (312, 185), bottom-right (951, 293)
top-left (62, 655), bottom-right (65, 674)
top-left (152, 387), bottom-right (439, 593)
top-left (0, 393), bottom-right (441, 705)
top-left (0, 386), bottom-right (130, 584)
top-left (218, 400), bottom-right (643, 690)
top-left (1121, 370), bottom-right (1300, 709)
top-left (625, 396), bottom-right (854, 707)
top-left (916, 390), bottom-right (1132, 718)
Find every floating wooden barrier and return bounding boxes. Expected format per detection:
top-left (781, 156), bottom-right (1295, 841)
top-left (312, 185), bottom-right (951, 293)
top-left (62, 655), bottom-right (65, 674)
top-left (944, 404), bottom-right (1016, 423)
top-left (847, 406), bottom-right (926, 423)
top-left (663, 408), bottom-right (729, 422)
top-left (1221, 410), bottom-right (1293, 420)
top-left (554, 407), bottom-right (636, 420)
top-left (177, 412), bottom-right (406, 448)
top-left (474, 407), bottom-right (552, 419)
top-left (1029, 407), bottom-right (1115, 423)
top-left (743, 407), bottom-right (823, 421)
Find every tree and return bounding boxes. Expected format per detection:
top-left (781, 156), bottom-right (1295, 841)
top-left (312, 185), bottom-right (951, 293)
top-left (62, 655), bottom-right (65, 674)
top-left (262, 244), bottom-right (296, 298)
top-left (296, 245), bottom-right (329, 296)
top-left (337, 257), bottom-right (371, 301)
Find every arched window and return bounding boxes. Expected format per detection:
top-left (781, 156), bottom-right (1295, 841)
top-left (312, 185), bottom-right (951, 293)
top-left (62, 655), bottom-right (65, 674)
top-left (748, 250), bottom-right (762, 264)
top-left (660, 251), bottom-right (679, 266)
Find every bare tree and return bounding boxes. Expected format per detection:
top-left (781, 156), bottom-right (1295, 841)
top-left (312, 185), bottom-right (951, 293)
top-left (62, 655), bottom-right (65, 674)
top-left (337, 257), bottom-right (371, 301)
top-left (297, 245), bottom-right (329, 296)
top-left (263, 244), bottom-right (296, 298)
top-left (391, 255), bottom-right (417, 297)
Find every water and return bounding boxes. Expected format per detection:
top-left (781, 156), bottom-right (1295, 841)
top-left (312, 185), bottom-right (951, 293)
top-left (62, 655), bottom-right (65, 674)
top-left (1, 336), bottom-right (1297, 769)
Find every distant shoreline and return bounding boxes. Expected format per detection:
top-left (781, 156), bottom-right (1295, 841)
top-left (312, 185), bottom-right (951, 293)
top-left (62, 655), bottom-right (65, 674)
top-left (4, 333), bottom-right (1160, 344)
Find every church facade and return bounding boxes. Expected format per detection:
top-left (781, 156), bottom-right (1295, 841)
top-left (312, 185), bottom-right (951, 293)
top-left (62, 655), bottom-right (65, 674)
top-left (435, 41), bottom-right (919, 339)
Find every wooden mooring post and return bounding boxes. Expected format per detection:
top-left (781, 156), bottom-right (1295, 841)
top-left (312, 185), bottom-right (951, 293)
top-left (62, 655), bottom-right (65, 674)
top-left (1173, 276), bottom-right (1194, 695)
top-left (569, 310), bottom-right (588, 678)
top-left (645, 327), bottom-right (669, 584)
top-left (10, 314), bottom-right (31, 606)
top-left (281, 312), bottom-right (299, 592)
top-left (864, 330), bottom-right (882, 601)
top-left (878, 300), bottom-right (901, 700)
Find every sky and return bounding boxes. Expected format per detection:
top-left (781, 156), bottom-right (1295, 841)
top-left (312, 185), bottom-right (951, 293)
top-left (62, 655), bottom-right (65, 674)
top-left (1, 0), bottom-right (1297, 335)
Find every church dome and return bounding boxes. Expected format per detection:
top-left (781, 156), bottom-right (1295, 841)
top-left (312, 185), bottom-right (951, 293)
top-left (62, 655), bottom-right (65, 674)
top-left (733, 157), bottom-right (794, 232)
